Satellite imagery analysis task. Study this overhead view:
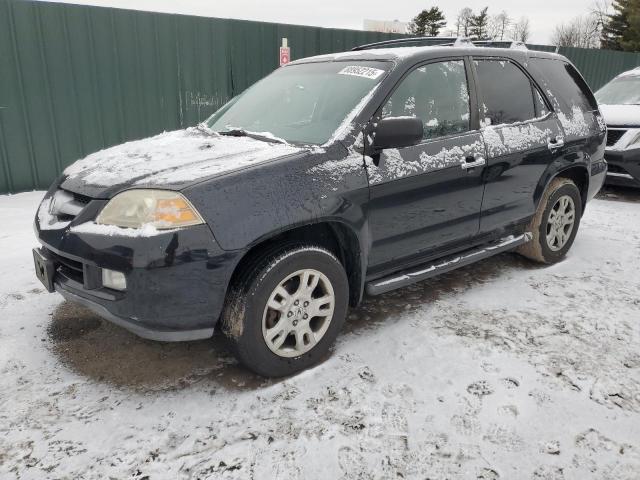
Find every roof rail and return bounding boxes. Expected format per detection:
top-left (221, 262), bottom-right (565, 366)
top-left (472, 40), bottom-right (528, 50)
top-left (454, 38), bottom-right (475, 48)
top-left (351, 36), bottom-right (460, 51)
top-left (351, 36), bottom-right (528, 52)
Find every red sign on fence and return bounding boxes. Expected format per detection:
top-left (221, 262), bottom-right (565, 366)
top-left (279, 46), bottom-right (290, 66)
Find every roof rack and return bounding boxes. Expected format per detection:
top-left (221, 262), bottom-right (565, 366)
top-left (352, 36), bottom-right (528, 51)
top-left (472, 40), bottom-right (528, 50)
top-left (352, 37), bottom-right (463, 51)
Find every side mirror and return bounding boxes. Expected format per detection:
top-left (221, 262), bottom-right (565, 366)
top-left (372, 116), bottom-right (424, 150)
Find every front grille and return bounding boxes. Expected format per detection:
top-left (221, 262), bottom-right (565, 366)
top-left (606, 129), bottom-right (627, 147)
top-left (69, 190), bottom-right (92, 206)
top-left (46, 189), bottom-right (93, 225)
top-left (48, 249), bottom-right (84, 284)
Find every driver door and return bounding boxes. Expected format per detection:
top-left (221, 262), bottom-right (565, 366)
top-left (365, 58), bottom-right (487, 271)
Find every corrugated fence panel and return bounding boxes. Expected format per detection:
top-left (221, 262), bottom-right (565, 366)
top-left (560, 46), bottom-right (640, 90)
top-left (2, 0), bottom-right (640, 193)
top-left (0, 0), bottom-right (410, 193)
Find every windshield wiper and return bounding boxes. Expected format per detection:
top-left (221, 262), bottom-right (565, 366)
top-left (217, 129), bottom-right (287, 145)
top-left (194, 123), bottom-right (217, 135)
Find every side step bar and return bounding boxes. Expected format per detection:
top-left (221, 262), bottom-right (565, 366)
top-left (365, 233), bottom-right (532, 296)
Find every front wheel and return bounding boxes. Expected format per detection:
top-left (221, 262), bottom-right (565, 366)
top-left (221, 245), bottom-right (349, 377)
top-left (518, 177), bottom-right (583, 264)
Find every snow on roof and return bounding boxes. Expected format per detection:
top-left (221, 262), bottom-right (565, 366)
top-left (293, 42), bottom-right (537, 67)
top-left (291, 45), bottom-right (459, 64)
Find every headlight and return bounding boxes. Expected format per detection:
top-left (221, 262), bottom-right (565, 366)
top-left (96, 190), bottom-right (204, 229)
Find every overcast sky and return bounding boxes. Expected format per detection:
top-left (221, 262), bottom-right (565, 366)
top-left (39, 0), bottom-right (597, 44)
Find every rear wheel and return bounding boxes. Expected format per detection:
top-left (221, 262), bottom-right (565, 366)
top-left (518, 177), bottom-right (582, 264)
top-left (221, 245), bottom-right (349, 377)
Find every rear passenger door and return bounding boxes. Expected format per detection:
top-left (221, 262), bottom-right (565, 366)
top-left (473, 57), bottom-right (565, 234)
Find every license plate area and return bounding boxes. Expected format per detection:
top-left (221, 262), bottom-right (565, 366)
top-left (33, 248), bottom-right (55, 293)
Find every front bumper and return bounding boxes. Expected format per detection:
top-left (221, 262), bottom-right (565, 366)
top-left (36, 220), bottom-right (242, 342)
top-left (604, 147), bottom-right (640, 187)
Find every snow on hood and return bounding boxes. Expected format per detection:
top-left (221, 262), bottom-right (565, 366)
top-left (617, 67), bottom-right (640, 78)
top-left (61, 127), bottom-right (303, 194)
top-left (599, 104), bottom-right (640, 128)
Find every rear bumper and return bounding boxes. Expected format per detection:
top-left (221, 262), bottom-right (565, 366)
top-left (604, 148), bottom-right (640, 188)
top-left (588, 160), bottom-right (607, 201)
top-left (36, 222), bottom-right (243, 341)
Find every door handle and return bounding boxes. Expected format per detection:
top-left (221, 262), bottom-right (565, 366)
top-left (461, 156), bottom-right (486, 170)
top-left (548, 135), bottom-right (565, 151)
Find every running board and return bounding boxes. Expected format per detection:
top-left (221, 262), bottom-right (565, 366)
top-left (366, 233), bottom-right (532, 296)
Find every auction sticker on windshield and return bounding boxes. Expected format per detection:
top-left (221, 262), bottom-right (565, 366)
top-left (338, 66), bottom-right (386, 80)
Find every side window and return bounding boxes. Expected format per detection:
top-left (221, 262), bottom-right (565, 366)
top-left (530, 58), bottom-right (598, 114)
top-left (475, 59), bottom-right (536, 126)
top-left (382, 60), bottom-right (470, 140)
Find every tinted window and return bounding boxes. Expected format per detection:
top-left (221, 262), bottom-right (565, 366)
top-left (530, 58), bottom-right (598, 113)
top-left (476, 59), bottom-right (536, 125)
top-left (382, 60), bottom-right (470, 140)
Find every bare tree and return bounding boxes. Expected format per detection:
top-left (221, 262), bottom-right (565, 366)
top-left (591, 0), bottom-right (611, 46)
top-left (551, 14), bottom-right (601, 48)
top-left (456, 8), bottom-right (474, 36)
top-left (510, 17), bottom-right (532, 43)
top-left (488, 11), bottom-right (511, 40)
top-left (591, 0), bottom-right (611, 29)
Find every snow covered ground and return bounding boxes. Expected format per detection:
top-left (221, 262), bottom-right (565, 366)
top-left (1, 190), bottom-right (639, 479)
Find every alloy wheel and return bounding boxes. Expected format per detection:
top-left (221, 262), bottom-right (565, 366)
top-left (262, 269), bottom-right (335, 358)
top-left (546, 195), bottom-right (576, 252)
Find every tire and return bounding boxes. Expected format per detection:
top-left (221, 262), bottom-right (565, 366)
top-left (221, 244), bottom-right (349, 377)
top-left (517, 177), bottom-right (582, 264)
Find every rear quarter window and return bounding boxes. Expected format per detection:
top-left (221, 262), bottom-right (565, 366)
top-left (530, 58), bottom-right (598, 115)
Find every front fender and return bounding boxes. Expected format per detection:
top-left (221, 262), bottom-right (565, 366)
top-left (182, 146), bottom-right (370, 252)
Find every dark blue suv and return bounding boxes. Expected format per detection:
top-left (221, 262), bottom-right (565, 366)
top-left (33, 38), bottom-right (606, 377)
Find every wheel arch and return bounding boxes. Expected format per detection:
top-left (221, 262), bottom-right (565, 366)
top-left (227, 221), bottom-right (366, 308)
top-left (536, 164), bottom-right (590, 214)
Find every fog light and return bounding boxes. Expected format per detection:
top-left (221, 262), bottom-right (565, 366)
top-left (102, 268), bottom-right (127, 291)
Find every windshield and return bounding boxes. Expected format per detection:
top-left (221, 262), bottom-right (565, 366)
top-left (595, 75), bottom-right (640, 105)
top-left (205, 61), bottom-right (391, 145)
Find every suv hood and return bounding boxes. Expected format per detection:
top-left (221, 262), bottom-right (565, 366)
top-left (60, 127), bottom-right (304, 198)
top-left (599, 104), bottom-right (640, 128)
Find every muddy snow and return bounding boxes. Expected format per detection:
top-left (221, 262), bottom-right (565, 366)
top-left (1, 189), bottom-right (639, 479)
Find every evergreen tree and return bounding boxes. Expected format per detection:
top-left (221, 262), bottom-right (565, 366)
top-left (602, 0), bottom-right (640, 50)
top-left (470, 7), bottom-right (490, 39)
top-left (622, 0), bottom-right (640, 50)
top-left (409, 7), bottom-right (447, 37)
top-left (602, 0), bottom-right (629, 49)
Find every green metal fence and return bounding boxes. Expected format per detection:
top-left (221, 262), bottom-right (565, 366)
top-left (560, 45), bottom-right (640, 91)
top-left (1, 0), bottom-right (639, 193)
top-left (0, 0), bottom-right (404, 193)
